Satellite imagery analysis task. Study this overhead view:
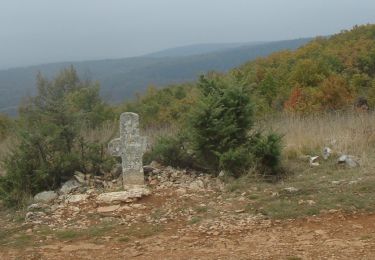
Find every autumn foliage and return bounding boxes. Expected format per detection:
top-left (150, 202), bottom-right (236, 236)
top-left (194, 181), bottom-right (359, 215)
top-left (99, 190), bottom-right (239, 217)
top-left (123, 24), bottom-right (375, 123)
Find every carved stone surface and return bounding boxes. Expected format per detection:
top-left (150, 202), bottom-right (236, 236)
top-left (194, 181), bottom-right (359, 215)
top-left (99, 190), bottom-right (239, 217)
top-left (108, 112), bottom-right (147, 187)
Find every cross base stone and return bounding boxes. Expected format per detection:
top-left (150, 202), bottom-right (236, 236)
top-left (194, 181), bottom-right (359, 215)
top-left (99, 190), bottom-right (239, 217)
top-left (122, 169), bottom-right (145, 187)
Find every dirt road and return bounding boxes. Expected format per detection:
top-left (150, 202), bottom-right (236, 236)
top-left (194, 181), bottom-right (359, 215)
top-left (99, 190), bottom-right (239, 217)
top-left (2, 213), bottom-right (375, 259)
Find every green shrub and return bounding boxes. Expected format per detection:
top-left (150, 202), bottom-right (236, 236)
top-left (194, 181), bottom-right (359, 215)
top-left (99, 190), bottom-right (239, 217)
top-left (218, 146), bottom-right (252, 177)
top-left (77, 137), bottom-right (115, 174)
top-left (0, 67), bottom-right (115, 207)
top-left (250, 132), bottom-right (283, 176)
top-left (144, 135), bottom-right (194, 168)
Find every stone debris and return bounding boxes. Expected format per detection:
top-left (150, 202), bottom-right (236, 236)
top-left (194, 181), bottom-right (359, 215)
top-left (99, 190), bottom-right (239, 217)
top-left (145, 164), bottom-right (223, 192)
top-left (24, 164), bottom-right (225, 229)
top-left (283, 187), bottom-right (299, 193)
top-left (189, 180), bottom-right (205, 191)
top-left (298, 199), bottom-right (316, 206)
top-left (65, 194), bottom-right (89, 203)
top-left (27, 203), bottom-right (48, 211)
top-left (34, 191), bottom-right (58, 204)
top-left (60, 243), bottom-right (105, 252)
top-left (25, 211), bottom-right (46, 222)
top-left (182, 214), bottom-right (269, 236)
top-left (97, 204), bottom-right (121, 213)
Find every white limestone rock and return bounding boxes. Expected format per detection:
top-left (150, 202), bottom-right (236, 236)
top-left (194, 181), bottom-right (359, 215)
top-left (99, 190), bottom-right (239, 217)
top-left (322, 147), bottom-right (332, 160)
top-left (96, 187), bottom-right (150, 204)
top-left (65, 194), bottom-right (89, 203)
top-left (338, 155), bottom-right (359, 168)
top-left (34, 191), bottom-right (58, 203)
top-left (60, 179), bottom-right (81, 194)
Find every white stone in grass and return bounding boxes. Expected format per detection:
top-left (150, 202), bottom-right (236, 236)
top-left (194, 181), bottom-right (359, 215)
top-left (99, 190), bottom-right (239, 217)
top-left (322, 147), bottom-right (332, 160)
top-left (338, 155), bottom-right (359, 168)
top-left (283, 187), bottom-right (299, 193)
top-left (309, 156), bottom-right (320, 166)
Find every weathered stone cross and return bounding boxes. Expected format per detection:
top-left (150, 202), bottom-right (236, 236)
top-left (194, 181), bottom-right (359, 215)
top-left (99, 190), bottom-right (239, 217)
top-left (108, 112), bottom-right (147, 188)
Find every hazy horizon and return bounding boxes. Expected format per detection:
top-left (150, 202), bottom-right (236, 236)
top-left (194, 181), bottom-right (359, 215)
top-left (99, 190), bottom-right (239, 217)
top-left (1, 0), bottom-right (375, 69)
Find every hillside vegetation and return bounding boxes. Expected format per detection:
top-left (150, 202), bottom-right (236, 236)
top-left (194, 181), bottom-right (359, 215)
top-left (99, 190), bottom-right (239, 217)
top-left (123, 24), bottom-right (375, 127)
top-left (240, 24), bottom-right (375, 113)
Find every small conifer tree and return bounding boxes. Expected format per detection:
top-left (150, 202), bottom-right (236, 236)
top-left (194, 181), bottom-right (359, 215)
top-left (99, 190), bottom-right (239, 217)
top-left (189, 75), bottom-right (254, 175)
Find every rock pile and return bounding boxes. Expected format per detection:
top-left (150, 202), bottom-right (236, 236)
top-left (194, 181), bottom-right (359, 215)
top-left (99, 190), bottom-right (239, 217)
top-left (145, 163), bottom-right (224, 192)
top-left (25, 163), bottom-right (223, 231)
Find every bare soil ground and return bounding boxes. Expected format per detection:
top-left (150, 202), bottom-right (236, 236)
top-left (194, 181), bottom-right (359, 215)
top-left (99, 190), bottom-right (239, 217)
top-left (1, 212), bottom-right (375, 259)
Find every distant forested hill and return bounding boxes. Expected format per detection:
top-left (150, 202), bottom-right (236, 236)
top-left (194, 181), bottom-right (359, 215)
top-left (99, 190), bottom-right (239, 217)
top-left (0, 38), bottom-right (311, 115)
top-left (144, 42), bottom-right (264, 57)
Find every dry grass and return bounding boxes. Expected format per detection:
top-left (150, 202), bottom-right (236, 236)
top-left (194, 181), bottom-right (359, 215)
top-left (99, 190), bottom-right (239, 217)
top-left (0, 136), bottom-right (15, 159)
top-left (81, 120), bottom-right (179, 148)
top-left (80, 121), bottom-right (118, 145)
top-left (264, 112), bottom-right (375, 164)
top-left (0, 136), bottom-right (17, 176)
top-left (141, 123), bottom-right (179, 146)
top-left (224, 112), bottom-right (375, 218)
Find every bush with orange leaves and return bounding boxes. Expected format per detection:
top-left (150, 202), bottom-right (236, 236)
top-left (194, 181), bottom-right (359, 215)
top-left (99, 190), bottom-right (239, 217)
top-left (317, 75), bottom-right (353, 111)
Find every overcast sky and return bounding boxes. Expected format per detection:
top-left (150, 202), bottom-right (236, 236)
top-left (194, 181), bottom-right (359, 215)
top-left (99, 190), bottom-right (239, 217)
top-left (0, 0), bottom-right (374, 69)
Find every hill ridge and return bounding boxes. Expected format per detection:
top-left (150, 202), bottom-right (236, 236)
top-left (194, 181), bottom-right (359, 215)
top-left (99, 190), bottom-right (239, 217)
top-left (0, 37), bottom-right (312, 115)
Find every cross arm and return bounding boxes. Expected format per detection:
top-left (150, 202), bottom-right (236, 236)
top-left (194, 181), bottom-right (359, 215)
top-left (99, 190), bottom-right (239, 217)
top-left (108, 138), bottom-right (122, 157)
